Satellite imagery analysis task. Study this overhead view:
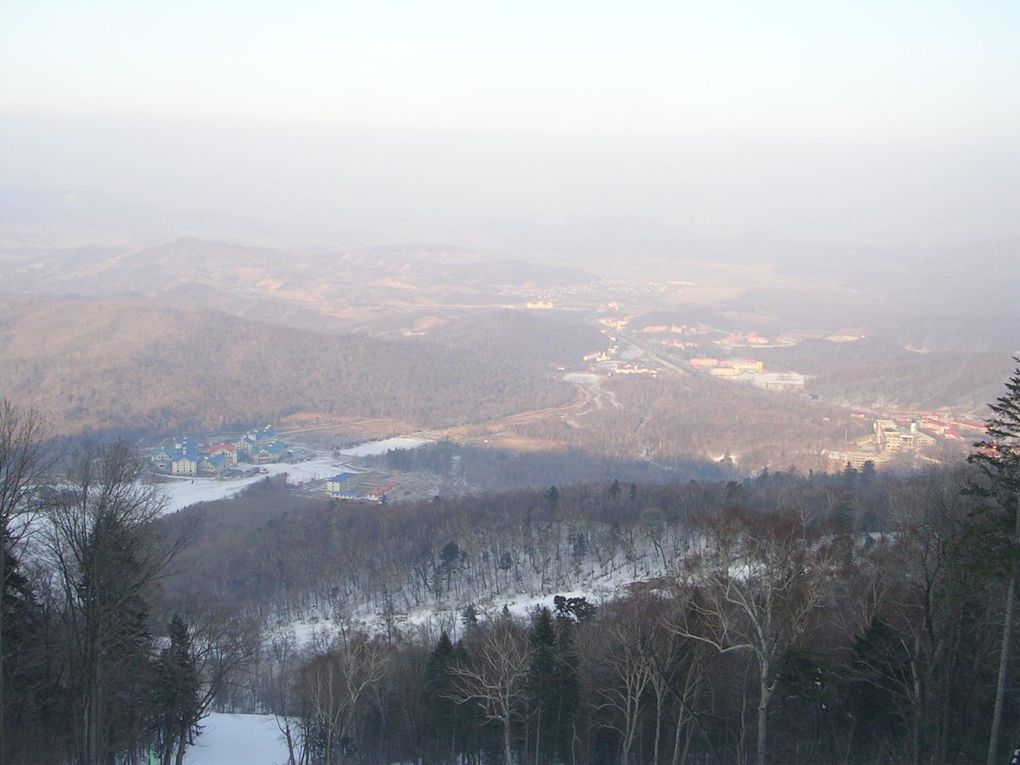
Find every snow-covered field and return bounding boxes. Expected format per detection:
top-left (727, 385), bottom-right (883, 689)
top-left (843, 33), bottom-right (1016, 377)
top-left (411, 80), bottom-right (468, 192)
top-left (158, 456), bottom-right (350, 514)
top-left (338, 436), bottom-right (431, 457)
top-left (184, 713), bottom-right (289, 765)
top-left (157, 437), bottom-right (431, 514)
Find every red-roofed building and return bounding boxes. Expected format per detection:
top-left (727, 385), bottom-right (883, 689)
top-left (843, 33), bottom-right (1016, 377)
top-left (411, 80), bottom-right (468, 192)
top-left (207, 442), bottom-right (238, 466)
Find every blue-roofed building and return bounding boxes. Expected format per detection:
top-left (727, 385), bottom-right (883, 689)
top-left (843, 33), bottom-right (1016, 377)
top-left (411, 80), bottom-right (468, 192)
top-left (197, 453), bottom-right (227, 476)
top-left (148, 445), bottom-right (174, 473)
top-left (248, 425), bottom-right (276, 446)
top-left (252, 441), bottom-right (288, 465)
top-left (325, 473), bottom-right (354, 496)
top-left (171, 451), bottom-right (197, 477)
top-left (170, 437), bottom-right (199, 476)
top-left (146, 425), bottom-right (288, 476)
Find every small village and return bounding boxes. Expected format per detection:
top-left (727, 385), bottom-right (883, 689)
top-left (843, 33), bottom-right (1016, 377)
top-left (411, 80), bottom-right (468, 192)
top-left (145, 427), bottom-right (442, 506)
top-left (146, 425), bottom-right (289, 477)
top-left (826, 412), bottom-right (985, 471)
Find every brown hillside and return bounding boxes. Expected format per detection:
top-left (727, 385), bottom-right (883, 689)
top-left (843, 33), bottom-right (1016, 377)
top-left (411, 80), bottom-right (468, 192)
top-left (0, 298), bottom-right (573, 435)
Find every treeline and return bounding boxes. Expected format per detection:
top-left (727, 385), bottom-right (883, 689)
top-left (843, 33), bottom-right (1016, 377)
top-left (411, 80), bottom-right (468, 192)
top-left (0, 404), bottom-right (252, 765)
top-left (162, 465), bottom-right (893, 629)
top-left (363, 440), bottom-right (734, 493)
top-left (254, 466), bottom-right (1019, 764)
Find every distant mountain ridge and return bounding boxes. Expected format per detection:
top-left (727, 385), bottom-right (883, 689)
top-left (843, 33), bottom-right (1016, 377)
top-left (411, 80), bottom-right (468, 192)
top-left (0, 188), bottom-right (256, 240)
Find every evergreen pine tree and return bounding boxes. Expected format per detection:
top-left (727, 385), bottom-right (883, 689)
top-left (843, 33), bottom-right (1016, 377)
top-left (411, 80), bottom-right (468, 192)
top-left (424, 632), bottom-right (457, 763)
top-left (528, 608), bottom-right (557, 763)
top-left (970, 357), bottom-right (1020, 765)
top-left (152, 615), bottom-right (202, 765)
top-left (527, 607), bottom-right (580, 764)
top-left (550, 618), bottom-right (580, 763)
top-left (545, 486), bottom-right (560, 515)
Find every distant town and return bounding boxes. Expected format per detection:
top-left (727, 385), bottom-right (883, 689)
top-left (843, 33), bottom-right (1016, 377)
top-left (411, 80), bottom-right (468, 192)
top-left (146, 425), bottom-right (288, 477)
top-left (145, 427), bottom-right (440, 505)
top-left (566, 310), bottom-right (987, 472)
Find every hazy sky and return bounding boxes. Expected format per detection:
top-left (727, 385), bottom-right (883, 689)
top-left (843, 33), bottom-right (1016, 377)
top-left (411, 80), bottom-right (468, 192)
top-left (2, 1), bottom-right (1019, 245)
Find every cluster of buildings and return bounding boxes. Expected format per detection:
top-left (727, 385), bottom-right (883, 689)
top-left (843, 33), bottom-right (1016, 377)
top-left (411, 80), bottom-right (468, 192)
top-left (829, 416), bottom-right (963, 470)
top-left (640, 323), bottom-right (711, 336)
top-left (581, 343), bottom-right (657, 377)
top-left (692, 357), bottom-right (765, 376)
top-left (325, 472), bottom-right (400, 502)
top-left (688, 357), bottom-right (806, 392)
top-left (874, 419), bottom-right (937, 452)
top-left (147, 426), bottom-right (289, 477)
top-left (716, 332), bottom-right (771, 347)
top-left (910, 413), bottom-right (985, 442)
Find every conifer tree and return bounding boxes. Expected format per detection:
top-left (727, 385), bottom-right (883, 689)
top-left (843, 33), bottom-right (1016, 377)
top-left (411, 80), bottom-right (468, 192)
top-left (528, 608), bottom-right (557, 764)
top-left (423, 632), bottom-right (457, 763)
top-left (551, 618), bottom-right (580, 764)
top-left (153, 615), bottom-right (203, 765)
top-left (970, 357), bottom-right (1020, 765)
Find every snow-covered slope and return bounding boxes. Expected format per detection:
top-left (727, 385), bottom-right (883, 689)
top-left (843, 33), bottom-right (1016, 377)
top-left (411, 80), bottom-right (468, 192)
top-left (184, 713), bottom-right (289, 765)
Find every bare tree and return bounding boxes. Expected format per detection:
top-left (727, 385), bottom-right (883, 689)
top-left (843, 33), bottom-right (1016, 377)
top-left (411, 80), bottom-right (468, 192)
top-left (46, 441), bottom-right (185, 764)
top-left (297, 625), bottom-right (389, 763)
top-left (671, 509), bottom-right (838, 765)
top-left (594, 596), bottom-right (677, 765)
top-left (449, 620), bottom-right (532, 764)
top-left (159, 606), bottom-right (261, 765)
top-left (0, 399), bottom-right (51, 765)
top-left (843, 472), bottom-right (989, 765)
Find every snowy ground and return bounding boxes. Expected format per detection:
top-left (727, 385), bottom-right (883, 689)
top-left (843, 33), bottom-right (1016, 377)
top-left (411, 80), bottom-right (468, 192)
top-left (156, 438), bottom-right (431, 514)
top-left (338, 436), bottom-right (431, 457)
top-left (280, 582), bottom-right (626, 649)
top-left (157, 455), bottom-right (352, 514)
top-left (184, 713), bottom-right (289, 765)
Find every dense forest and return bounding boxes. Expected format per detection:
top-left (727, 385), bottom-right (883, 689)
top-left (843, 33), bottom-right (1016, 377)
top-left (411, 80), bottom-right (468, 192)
top-left (363, 440), bottom-right (735, 493)
top-left (160, 459), bottom-right (1017, 765)
top-left (0, 299), bottom-right (576, 435)
top-left (752, 338), bottom-right (1014, 412)
top-left (515, 375), bottom-right (869, 472)
top-left (2, 361), bottom-right (1019, 764)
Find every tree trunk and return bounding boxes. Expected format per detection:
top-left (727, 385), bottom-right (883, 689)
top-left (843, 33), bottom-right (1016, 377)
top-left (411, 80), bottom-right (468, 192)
top-left (987, 553), bottom-right (1017, 765)
top-left (175, 730), bottom-right (187, 765)
top-left (0, 541), bottom-right (6, 765)
top-left (503, 713), bottom-right (513, 765)
top-left (757, 661), bottom-right (770, 765)
top-left (670, 705), bottom-right (685, 765)
top-left (534, 708), bottom-right (541, 765)
top-left (652, 690), bottom-right (663, 765)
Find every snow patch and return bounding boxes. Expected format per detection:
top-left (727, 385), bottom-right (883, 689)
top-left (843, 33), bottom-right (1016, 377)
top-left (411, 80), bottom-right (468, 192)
top-left (158, 456), bottom-right (356, 514)
top-left (184, 713), bottom-right (289, 765)
top-left (338, 437), bottom-right (431, 458)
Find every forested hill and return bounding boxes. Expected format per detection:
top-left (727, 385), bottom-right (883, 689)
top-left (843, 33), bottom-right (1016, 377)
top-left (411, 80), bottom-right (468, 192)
top-left (422, 310), bottom-right (605, 368)
top-left (150, 465), bottom-right (1010, 764)
top-left (160, 467), bottom-right (904, 627)
top-left (0, 298), bottom-right (573, 434)
top-left (755, 338), bottom-right (1015, 411)
top-left (8, 434), bottom-right (1010, 764)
